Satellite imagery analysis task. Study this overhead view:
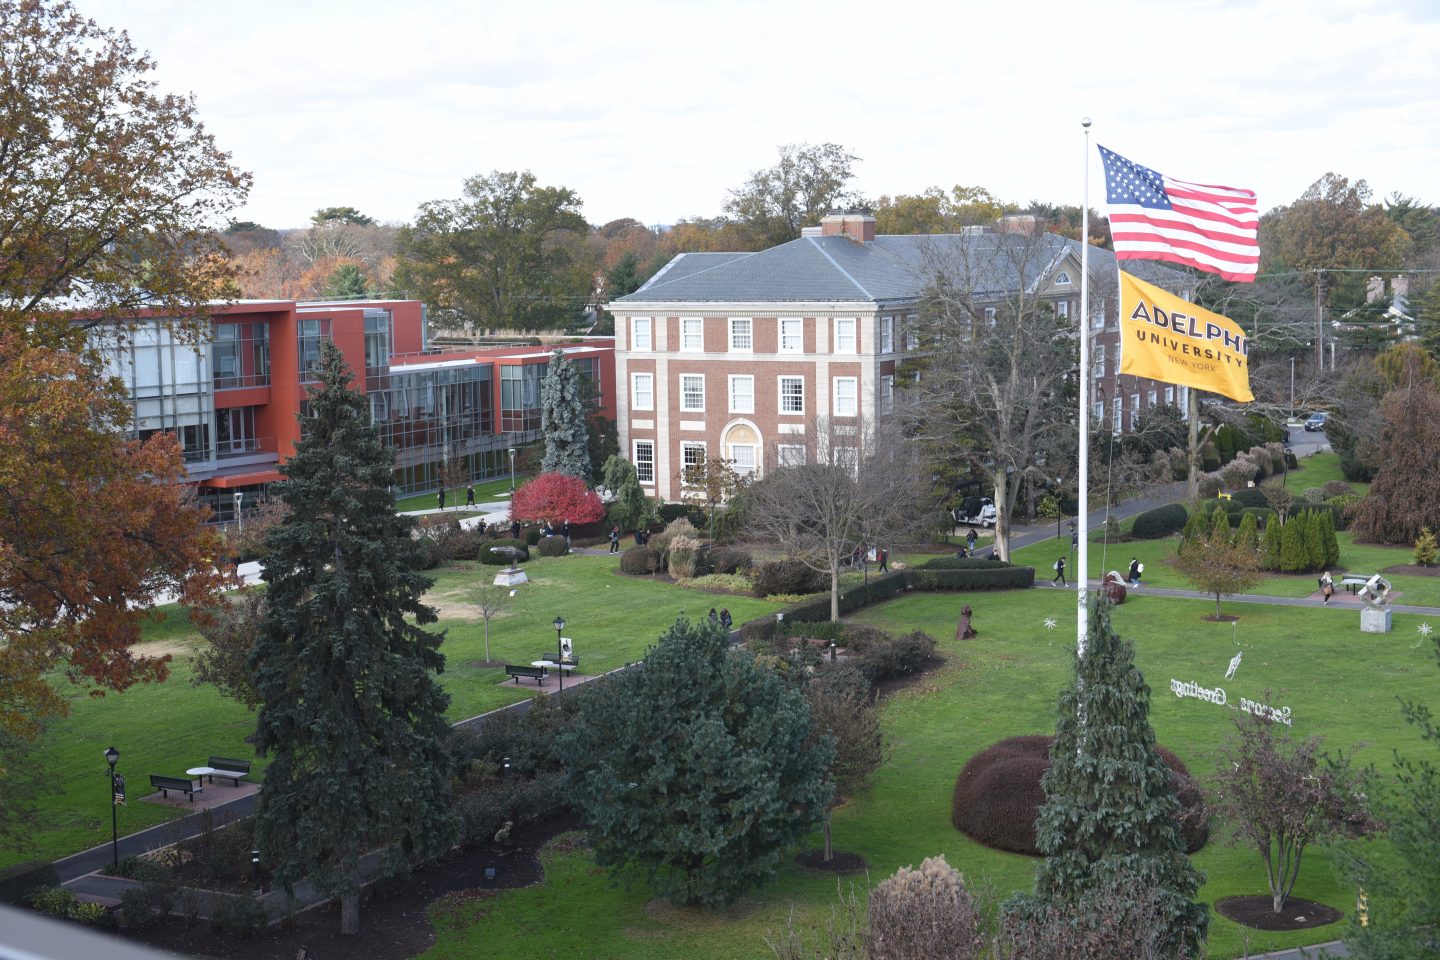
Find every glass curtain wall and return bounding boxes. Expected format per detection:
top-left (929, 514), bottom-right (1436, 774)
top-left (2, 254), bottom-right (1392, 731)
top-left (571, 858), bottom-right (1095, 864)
top-left (99, 321), bottom-right (215, 463)
top-left (374, 363), bottom-right (507, 494)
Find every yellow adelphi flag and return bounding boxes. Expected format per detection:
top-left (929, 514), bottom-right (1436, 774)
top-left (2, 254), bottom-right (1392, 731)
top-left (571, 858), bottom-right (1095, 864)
top-left (1119, 271), bottom-right (1253, 403)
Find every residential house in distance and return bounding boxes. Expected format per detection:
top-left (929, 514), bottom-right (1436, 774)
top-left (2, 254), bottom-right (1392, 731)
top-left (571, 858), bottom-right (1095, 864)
top-left (606, 211), bottom-right (1190, 503)
top-left (95, 298), bottom-right (615, 520)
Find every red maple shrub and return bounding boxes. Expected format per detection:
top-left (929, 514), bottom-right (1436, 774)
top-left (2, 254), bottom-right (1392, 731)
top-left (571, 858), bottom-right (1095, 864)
top-left (508, 472), bottom-right (604, 526)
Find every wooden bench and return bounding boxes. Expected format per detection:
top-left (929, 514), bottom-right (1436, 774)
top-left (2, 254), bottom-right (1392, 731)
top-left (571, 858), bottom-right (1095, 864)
top-left (505, 664), bottom-right (546, 685)
top-left (150, 774), bottom-right (204, 802)
top-left (206, 756), bottom-right (251, 787)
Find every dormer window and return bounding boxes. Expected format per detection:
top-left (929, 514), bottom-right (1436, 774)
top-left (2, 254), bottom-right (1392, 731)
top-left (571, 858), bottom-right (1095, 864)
top-left (1056, 271), bottom-right (1072, 286)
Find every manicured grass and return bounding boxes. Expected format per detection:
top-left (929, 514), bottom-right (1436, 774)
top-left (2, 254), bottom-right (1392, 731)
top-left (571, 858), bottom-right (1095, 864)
top-left (421, 588), bottom-right (1440, 959)
top-left (1283, 450), bottom-right (1366, 494)
top-left (395, 475), bottom-right (521, 512)
top-left (4, 554), bottom-right (781, 868)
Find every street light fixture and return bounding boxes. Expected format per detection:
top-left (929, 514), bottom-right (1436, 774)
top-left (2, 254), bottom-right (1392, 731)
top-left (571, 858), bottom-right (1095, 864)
top-left (104, 746), bottom-right (121, 870)
top-left (508, 447), bottom-right (517, 492)
top-left (234, 491), bottom-right (243, 533)
top-left (552, 616), bottom-right (566, 691)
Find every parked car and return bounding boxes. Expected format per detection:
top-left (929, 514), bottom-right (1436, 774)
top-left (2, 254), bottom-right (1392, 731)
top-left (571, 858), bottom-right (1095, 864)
top-left (1304, 411), bottom-right (1329, 432)
top-left (953, 496), bottom-right (998, 528)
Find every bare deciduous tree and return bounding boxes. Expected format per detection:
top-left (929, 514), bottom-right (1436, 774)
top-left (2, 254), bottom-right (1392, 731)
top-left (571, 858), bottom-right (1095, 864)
top-left (746, 416), bottom-right (933, 621)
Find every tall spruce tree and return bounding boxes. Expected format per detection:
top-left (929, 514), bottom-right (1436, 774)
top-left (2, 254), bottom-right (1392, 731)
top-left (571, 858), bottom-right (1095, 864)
top-left (1007, 598), bottom-right (1208, 958)
top-left (540, 348), bottom-right (591, 480)
top-left (251, 341), bottom-right (456, 935)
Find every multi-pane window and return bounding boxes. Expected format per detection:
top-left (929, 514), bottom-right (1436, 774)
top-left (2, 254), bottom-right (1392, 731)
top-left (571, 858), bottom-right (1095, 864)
top-left (1054, 300), bottom-right (1069, 319)
top-left (1093, 344), bottom-right (1105, 380)
top-left (834, 446), bottom-right (858, 475)
top-left (833, 376), bottom-right (858, 416)
top-left (1147, 390), bottom-right (1157, 406)
top-left (834, 318), bottom-right (856, 353)
top-left (1179, 385), bottom-right (1190, 415)
top-left (880, 316), bottom-right (894, 353)
top-left (779, 376), bottom-right (804, 414)
top-left (780, 317), bottom-right (803, 353)
top-left (1112, 397), bottom-right (1123, 433)
top-left (297, 318), bottom-right (331, 382)
top-left (212, 322), bottom-right (270, 390)
top-left (633, 440), bottom-right (655, 483)
top-left (631, 372), bottom-right (653, 411)
top-left (680, 374), bottom-right (705, 412)
top-left (1093, 401), bottom-right (1104, 422)
top-left (905, 315), bottom-right (919, 351)
top-left (777, 444), bottom-right (807, 466)
top-left (729, 317), bottom-right (752, 351)
top-left (631, 317), bottom-right (652, 351)
top-left (1130, 393), bottom-right (1141, 421)
top-left (1165, 386), bottom-right (1175, 404)
top-left (1056, 271), bottom-right (1072, 285)
top-left (983, 307), bottom-right (997, 327)
top-left (730, 443), bottom-right (757, 477)
top-left (880, 374), bottom-right (894, 414)
top-left (681, 317), bottom-right (703, 351)
top-left (729, 374), bottom-right (754, 414)
top-left (681, 441), bottom-right (706, 483)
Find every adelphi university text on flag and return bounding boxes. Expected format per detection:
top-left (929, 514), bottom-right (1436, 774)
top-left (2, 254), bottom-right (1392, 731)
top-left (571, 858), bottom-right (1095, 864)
top-left (1119, 271), bottom-right (1253, 403)
top-left (1099, 146), bottom-right (1258, 283)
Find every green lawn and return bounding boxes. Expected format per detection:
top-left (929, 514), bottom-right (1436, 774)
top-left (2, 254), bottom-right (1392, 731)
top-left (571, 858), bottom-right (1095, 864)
top-left (421, 589), bottom-right (1440, 959)
top-left (6, 555), bottom-right (781, 868)
top-left (395, 475), bottom-right (521, 513)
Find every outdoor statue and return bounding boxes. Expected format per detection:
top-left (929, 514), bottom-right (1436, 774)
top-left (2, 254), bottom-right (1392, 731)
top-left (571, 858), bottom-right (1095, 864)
top-left (956, 604), bottom-right (977, 640)
top-left (1357, 573), bottom-right (1392, 607)
top-left (489, 545), bottom-right (524, 566)
top-left (490, 545), bottom-right (529, 587)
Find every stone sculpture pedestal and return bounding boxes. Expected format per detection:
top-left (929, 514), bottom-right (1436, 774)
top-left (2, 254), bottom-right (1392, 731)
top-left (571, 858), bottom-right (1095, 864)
top-left (493, 566), bottom-right (528, 587)
top-left (1360, 607), bottom-right (1392, 634)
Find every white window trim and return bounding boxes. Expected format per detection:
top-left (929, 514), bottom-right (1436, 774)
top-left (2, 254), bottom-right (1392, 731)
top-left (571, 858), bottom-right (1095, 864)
top-left (778, 375), bottom-right (805, 415)
top-left (983, 307), bottom-right (997, 327)
top-left (679, 373), bottom-right (705, 413)
top-left (880, 374), bottom-right (894, 413)
top-left (728, 374), bottom-right (754, 414)
top-left (632, 439), bottom-right (655, 485)
top-left (729, 443), bottom-right (758, 477)
top-left (631, 316), bottom-right (652, 352)
top-left (777, 443), bottom-right (807, 467)
top-left (880, 315), bottom-right (894, 353)
top-left (1054, 300), bottom-right (1069, 318)
top-left (833, 376), bottom-right (858, 417)
top-left (630, 372), bottom-right (653, 411)
top-left (834, 317), bottom-right (856, 354)
top-left (728, 317), bottom-right (753, 353)
top-left (680, 317), bottom-right (703, 352)
top-left (1056, 270), bottom-right (1072, 285)
top-left (680, 441), bottom-right (706, 485)
top-left (779, 316), bottom-right (803, 354)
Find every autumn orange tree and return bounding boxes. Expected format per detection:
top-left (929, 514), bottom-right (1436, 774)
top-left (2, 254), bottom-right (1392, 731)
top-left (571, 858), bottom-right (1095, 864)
top-left (0, 0), bottom-right (248, 836)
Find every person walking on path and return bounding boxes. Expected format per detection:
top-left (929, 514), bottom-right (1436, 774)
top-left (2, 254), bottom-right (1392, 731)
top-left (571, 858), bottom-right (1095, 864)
top-left (708, 608), bottom-right (719, 626)
top-left (609, 526), bottom-right (620, 553)
top-left (1320, 570), bottom-right (1335, 605)
top-left (510, 519), bottom-right (521, 540)
top-left (437, 487), bottom-right (447, 511)
top-left (878, 547), bottom-right (889, 572)
top-left (465, 484), bottom-right (475, 507)
top-left (562, 519), bottom-right (572, 549)
top-left (966, 528), bottom-right (978, 555)
top-left (1052, 556), bottom-right (1067, 586)
top-left (719, 608), bottom-right (733, 631)
top-left (1128, 557), bottom-right (1143, 588)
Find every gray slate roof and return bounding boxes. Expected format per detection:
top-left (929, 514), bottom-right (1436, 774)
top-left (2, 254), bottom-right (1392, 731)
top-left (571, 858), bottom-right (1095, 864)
top-left (616, 232), bottom-right (1189, 306)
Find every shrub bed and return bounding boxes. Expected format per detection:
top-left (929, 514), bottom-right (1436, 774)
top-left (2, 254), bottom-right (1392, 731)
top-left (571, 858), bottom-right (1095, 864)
top-left (951, 735), bottom-right (1207, 855)
top-left (919, 556), bottom-right (1009, 570)
top-left (0, 860), bottom-right (58, 905)
top-left (753, 559), bottom-right (825, 598)
top-left (905, 567), bottom-right (1034, 591)
top-left (855, 630), bottom-right (940, 684)
top-left (619, 545), bottom-right (661, 575)
top-left (536, 535), bottom-right (569, 557)
top-left (706, 545), bottom-right (753, 576)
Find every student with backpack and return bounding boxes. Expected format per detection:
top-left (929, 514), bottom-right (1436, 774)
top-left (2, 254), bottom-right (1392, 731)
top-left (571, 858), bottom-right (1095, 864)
top-left (1052, 556), bottom-right (1067, 586)
top-left (1128, 557), bottom-right (1144, 588)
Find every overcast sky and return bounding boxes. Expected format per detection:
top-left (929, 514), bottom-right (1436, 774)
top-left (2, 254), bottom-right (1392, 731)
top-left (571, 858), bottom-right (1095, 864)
top-left (88, 0), bottom-right (1440, 231)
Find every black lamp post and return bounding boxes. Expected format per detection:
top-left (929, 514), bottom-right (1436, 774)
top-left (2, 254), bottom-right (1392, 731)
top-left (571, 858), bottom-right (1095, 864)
top-left (508, 447), bottom-right (517, 492)
top-left (104, 746), bottom-right (120, 870)
top-left (552, 616), bottom-right (566, 691)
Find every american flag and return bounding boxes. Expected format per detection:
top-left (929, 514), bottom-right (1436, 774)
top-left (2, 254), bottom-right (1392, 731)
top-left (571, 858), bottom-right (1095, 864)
top-left (1099, 145), bottom-right (1258, 283)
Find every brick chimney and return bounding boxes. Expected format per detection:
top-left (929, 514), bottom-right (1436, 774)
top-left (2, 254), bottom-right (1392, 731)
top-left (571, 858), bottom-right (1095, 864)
top-left (820, 209), bottom-right (875, 243)
top-left (997, 214), bottom-right (1038, 236)
top-left (1392, 274), bottom-right (1409, 299)
top-left (1366, 275), bottom-right (1385, 302)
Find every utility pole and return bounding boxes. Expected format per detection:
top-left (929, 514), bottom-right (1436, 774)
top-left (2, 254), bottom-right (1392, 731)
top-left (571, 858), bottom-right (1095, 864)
top-left (1313, 269), bottom-right (1326, 371)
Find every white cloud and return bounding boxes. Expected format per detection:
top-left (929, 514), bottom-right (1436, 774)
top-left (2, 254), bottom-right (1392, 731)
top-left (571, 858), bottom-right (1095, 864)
top-left (83, 0), bottom-right (1440, 228)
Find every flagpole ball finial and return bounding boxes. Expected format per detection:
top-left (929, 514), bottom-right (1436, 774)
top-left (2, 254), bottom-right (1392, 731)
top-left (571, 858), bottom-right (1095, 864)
top-left (1081, 117), bottom-right (1091, 128)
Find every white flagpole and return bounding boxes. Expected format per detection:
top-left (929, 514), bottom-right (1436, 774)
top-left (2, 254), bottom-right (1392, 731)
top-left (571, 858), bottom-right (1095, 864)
top-left (1077, 118), bottom-right (1092, 658)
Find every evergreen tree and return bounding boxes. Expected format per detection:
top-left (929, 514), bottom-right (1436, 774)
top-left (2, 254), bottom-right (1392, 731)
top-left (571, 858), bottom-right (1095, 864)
top-left (604, 250), bottom-right (643, 299)
top-left (539, 348), bottom-right (591, 480)
top-left (1419, 283), bottom-right (1440, 361)
top-left (557, 618), bottom-right (833, 907)
top-left (1235, 511), bottom-right (1260, 554)
top-left (1304, 510), bottom-right (1327, 570)
top-left (1007, 599), bottom-right (1208, 958)
top-left (1210, 504), bottom-right (1232, 544)
top-left (1280, 513), bottom-right (1311, 571)
top-left (1321, 510), bottom-right (1341, 568)
top-left (602, 454), bottom-right (653, 533)
top-left (323, 262), bottom-right (369, 299)
top-left (1262, 515), bottom-right (1283, 571)
top-left (251, 341), bottom-right (456, 935)
top-left (1180, 508), bottom-right (1210, 548)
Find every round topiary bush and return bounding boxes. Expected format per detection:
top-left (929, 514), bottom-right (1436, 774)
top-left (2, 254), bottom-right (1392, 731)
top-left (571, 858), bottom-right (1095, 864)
top-left (1130, 503), bottom-right (1189, 539)
top-left (753, 559), bottom-right (824, 597)
top-left (536, 535), bottom-right (569, 557)
top-left (619, 545), bottom-right (660, 575)
top-left (951, 735), bottom-right (1207, 855)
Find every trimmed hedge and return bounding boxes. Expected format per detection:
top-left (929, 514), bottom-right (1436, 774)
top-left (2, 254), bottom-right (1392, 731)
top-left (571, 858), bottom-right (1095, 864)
top-left (536, 535), bottom-right (569, 557)
top-left (1239, 506), bottom-right (1277, 528)
top-left (1230, 487), bottom-right (1269, 508)
top-left (478, 539), bottom-right (530, 565)
top-left (905, 567), bottom-right (1034, 591)
top-left (619, 545), bottom-right (661, 575)
top-left (1130, 503), bottom-right (1189, 539)
top-left (919, 556), bottom-right (1009, 570)
top-left (0, 860), bottom-right (58, 905)
top-left (753, 559), bottom-right (825, 598)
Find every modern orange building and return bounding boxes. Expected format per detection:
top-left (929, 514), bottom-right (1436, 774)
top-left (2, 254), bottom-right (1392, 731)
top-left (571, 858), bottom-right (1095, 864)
top-left (98, 298), bottom-right (615, 520)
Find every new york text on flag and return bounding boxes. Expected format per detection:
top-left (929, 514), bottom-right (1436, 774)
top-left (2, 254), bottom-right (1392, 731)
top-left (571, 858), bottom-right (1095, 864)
top-left (1099, 145), bottom-right (1258, 283)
